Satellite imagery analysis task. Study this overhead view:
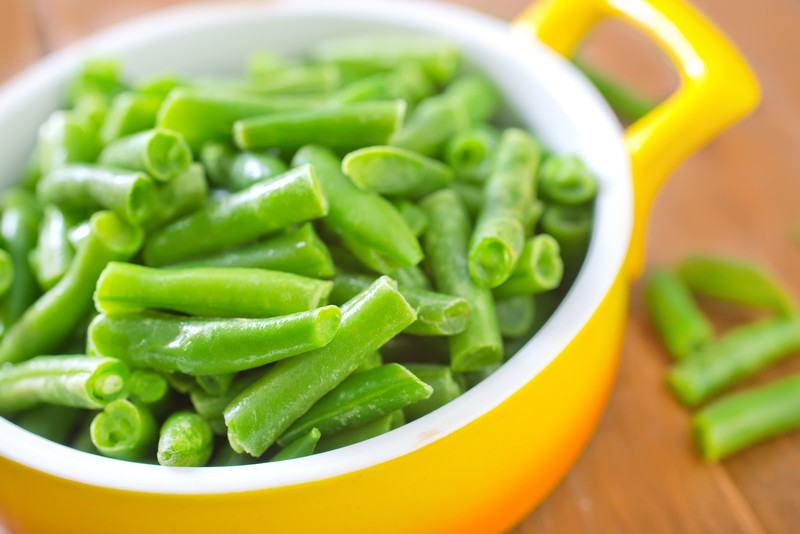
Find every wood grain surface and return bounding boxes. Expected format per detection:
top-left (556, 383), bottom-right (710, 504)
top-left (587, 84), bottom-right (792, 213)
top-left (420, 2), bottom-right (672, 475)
top-left (3, 1), bottom-right (798, 532)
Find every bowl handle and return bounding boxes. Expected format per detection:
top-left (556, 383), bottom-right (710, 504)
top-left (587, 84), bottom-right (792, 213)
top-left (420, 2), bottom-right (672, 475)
top-left (514, 0), bottom-right (760, 277)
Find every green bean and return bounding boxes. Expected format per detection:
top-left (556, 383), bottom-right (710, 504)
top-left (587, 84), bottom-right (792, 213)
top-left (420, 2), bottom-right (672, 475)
top-left (677, 255), bottom-right (797, 316)
top-left (99, 129), bottom-right (192, 183)
top-left (157, 411), bottom-right (214, 467)
top-left (523, 199), bottom-right (546, 235)
top-left (201, 142), bottom-right (288, 191)
top-left (212, 443), bottom-right (255, 466)
top-left (245, 64), bottom-right (340, 95)
top-left (331, 63), bottom-right (435, 107)
top-left (278, 363), bottom-right (431, 446)
top-left (157, 89), bottom-right (316, 149)
top-left (89, 306), bottom-right (342, 375)
top-left (317, 412), bottom-right (395, 453)
top-left (449, 181), bottom-right (482, 217)
top-left (469, 129), bottom-right (541, 288)
top-left (96, 262), bottom-right (332, 318)
top-left (355, 351), bottom-right (383, 373)
top-left (74, 92), bottom-right (108, 131)
top-left (234, 101), bottom-right (405, 152)
top-left (312, 35), bottom-right (460, 86)
top-left (493, 235), bottom-right (564, 298)
top-left (67, 58), bottom-right (125, 107)
top-left (90, 399), bottom-right (156, 461)
top-left (100, 92), bottom-right (161, 144)
top-left (136, 74), bottom-right (186, 98)
top-left (0, 355), bottom-right (129, 413)
top-left (390, 265), bottom-right (431, 290)
top-left (224, 276), bottom-right (416, 456)
top-left (644, 268), bottom-right (713, 360)
top-left (421, 189), bottom-right (502, 372)
top-left (0, 192), bottom-right (41, 332)
top-left (29, 206), bottom-right (76, 290)
top-left (129, 369), bottom-right (169, 404)
top-left (693, 375), bottom-right (800, 461)
top-left (36, 111), bottom-right (100, 176)
top-left (342, 146), bottom-right (453, 198)
top-left (271, 428), bottom-right (321, 461)
top-left (195, 373), bottom-right (234, 397)
top-left (668, 316), bottom-right (800, 406)
top-left (538, 154), bottom-right (597, 206)
top-left (14, 404), bottom-right (81, 442)
top-left (146, 163), bottom-right (209, 231)
top-left (0, 211), bottom-right (142, 364)
top-left (496, 296), bottom-right (536, 338)
top-left (171, 223), bottom-right (334, 279)
top-left (143, 164), bottom-right (327, 266)
top-left (460, 364), bottom-right (499, 390)
top-left (190, 374), bottom-right (260, 434)
top-left (393, 76), bottom-right (498, 156)
top-left (540, 204), bottom-right (593, 272)
top-left (393, 200), bottom-right (429, 238)
top-left (330, 273), bottom-right (469, 336)
top-left (445, 125), bottom-right (499, 183)
top-left (573, 59), bottom-right (657, 123)
top-left (402, 363), bottom-right (463, 421)
top-left (0, 249), bottom-right (14, 298)
top-left (246, 50), bottom-right (292, 78)
top-left (37, 165), bottom-right (156, 224)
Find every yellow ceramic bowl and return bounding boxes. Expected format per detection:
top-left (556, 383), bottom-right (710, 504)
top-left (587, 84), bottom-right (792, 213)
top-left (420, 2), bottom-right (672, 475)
top-left (0, 1), bottom-right (758, 533)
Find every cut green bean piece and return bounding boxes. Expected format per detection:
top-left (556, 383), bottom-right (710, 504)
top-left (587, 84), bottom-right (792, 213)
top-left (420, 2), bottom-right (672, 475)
top-left (38, 165), bottom-right (156, 224)
top-left (355, 351), bottom-right (383, 373)
top-left (144, 164), bottom-right (328, 266)
top-left (0, 249), bottom-right (13, 297)
top-left (0, 211), bottom-right (142, 364)
top-left (573, 59), bottom-right (657, 123)
top-left (67, 58), bottom-right (125, 107)
top-left (293, 145), bottom-right (422, 267)
top-left (90, 399), bottom-right (156, 461)
top-left (37, 111), bottom-right (100, 175)
top-left (469, 129), bottom-right (541, 288)
top-left (235, 101), bottom-right (405, 152)
top-left (449, 181), bottom-right (482, 217)
top-left (246, 50), bottom-right (293, 78)
top-left (129, 369), bottom-right (169, 404)
top-left (496, 296), bottom-right (536, 339)
top-left (393, 200), bottom-right (429, 238)
top-left (190, 374), bottom-right (260, 435)
top-left (157, 411), bottom-right (214, 467)
top-left (393, 76), bottom-right (498, 156)
top-left (317, 412), bottom-right (395, 453)
top-left (157, 89), bottom-right (316, 149)
top-left (14, 404), bottom-right (81, 443)
top-left (101, 92), bottom-right (163, 144)
top-left (195, 373), bottom-right (234, 397)
top-left (422, 190), bottom-right (502, 371)
top-left (201, 142), bottom-right (288, 191)
top-left (540, 204), bottom-right (593, 273)
top-left (343, 146), bottom-right (453, 198)
top-left (29, 206), bottom-right (76, 290)
top-left (390, 265), bottom-right (431, 291)
top-left (677, 255), bottom-right (797, 316)
top-left (312, 35), bottom-right (460, 86)
top-left (224, 276), bottom-right (416, 457)
top-left (331, 63), bottom-right (435, 107)
top-left (278, 363), bottom-right (432, 446)
top-left (271, 428), bottom-right (321, 461)
top-left (330, 273), bottom-right (470, 337)
top-left (493, 235), bottom-right (564, 298)
top-left (445, 125), bottom-right (500, 183)
top-left (539, 154), bottom-right (598, 206)
top-left (669, 316), bottom-right (800, 406)
top-left (645, 268), bottom-right (713, 360)
top-left (89, 306), bottom-right (341, 375)
top-left (693, 375), bottom-right (800, 461)
top-left (96, 263), bottom-right (332, 318)
top-left (403, 363), bottom-right (463, 421)
top-left (245, 64), bottom-right (340, 95)
top-left (0, 355), bottom-right (129, 413)
top-left (147, 163), bottom-right (208, 231)
top-left (99, 129), bottom-right (192, 183)
top-left (172, 223), bottom-right (334, 279)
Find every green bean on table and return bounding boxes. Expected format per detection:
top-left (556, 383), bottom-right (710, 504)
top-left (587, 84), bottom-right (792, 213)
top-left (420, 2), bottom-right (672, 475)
top-left (342, 145), bottom-right (453, 198)
top-left (90, 399), bottom-right (156, 461)
top-left (693, 374), bottom-right (800, 461)
top-left (421, 189), bottom-right (503, 372)
top-left (271, 428), bottom-right (321, 462)
top-left (95, 262), bottom-right (332, 318)
top-left (278, 363), bottom-right (432, 446)
top-left (0, 355), bottom-right (129, 413)
top-left (143, 164), bottom-right (328, 266)
top-left (668, 316), bottom-right (800, 406)
top-left (98, 129), bottom-right (192, 183)
top-left (157, 411), bottom-right (214, 467)
top-left (0, 211), bottom-right (142, 364)
top-left (201, 142), bottom-right (287, 191)
top-left (493, 235), bottom-right (564, 299)
top-left (29, 205), bottom-right (76, 290)
top-left (224, 276), bottom-right (416, 457)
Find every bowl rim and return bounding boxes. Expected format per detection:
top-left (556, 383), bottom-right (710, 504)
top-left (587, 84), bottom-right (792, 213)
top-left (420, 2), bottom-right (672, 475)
top-left (0, 0), bottom-right (632, 494)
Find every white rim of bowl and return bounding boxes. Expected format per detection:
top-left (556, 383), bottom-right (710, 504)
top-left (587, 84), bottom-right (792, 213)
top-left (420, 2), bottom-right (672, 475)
top-left (0, 0), bottom-right (632, 494)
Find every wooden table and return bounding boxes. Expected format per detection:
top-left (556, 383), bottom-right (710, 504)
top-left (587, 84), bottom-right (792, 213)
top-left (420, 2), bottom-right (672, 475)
top-left (4, 1), bottom-right (799, 532)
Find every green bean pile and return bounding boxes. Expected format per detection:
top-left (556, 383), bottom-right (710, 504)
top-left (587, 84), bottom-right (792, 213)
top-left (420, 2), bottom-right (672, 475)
top-left (0, 36), bottom-right (598, 466)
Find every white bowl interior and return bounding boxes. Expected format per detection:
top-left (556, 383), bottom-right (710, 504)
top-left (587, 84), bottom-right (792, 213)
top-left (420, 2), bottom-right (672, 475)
top-left (0, 0), bottom-right (632, 493)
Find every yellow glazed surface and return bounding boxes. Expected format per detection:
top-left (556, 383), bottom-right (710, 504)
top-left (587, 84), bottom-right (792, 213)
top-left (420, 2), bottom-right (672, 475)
top-left (0, 0), bottom-right (758, 533)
